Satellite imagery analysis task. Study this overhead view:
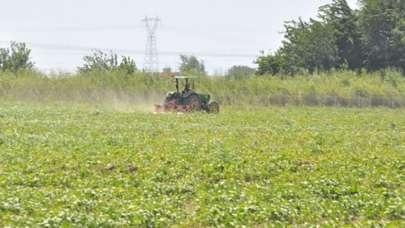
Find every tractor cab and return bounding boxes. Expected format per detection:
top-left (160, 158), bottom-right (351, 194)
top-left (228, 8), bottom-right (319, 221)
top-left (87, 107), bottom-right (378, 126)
top-left (156, 76), bottom-right (219, 113)
top-left (176, 76), bottom-right (195, 97)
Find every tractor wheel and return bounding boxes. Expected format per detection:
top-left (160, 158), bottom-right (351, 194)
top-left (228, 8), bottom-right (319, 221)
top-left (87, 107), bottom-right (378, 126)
top-left (188, 94), bottom-right (202, 111)
top-left (208, 102), bottom-right (220, 114)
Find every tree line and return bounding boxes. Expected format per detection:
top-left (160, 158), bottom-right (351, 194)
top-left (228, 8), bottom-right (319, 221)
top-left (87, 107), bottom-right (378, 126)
top-left (1, 0), bottom-right (403, 78)
top-left (0, 43), bottom-right (208, 76)
top-left (256, 0), bottom-right (405, 75)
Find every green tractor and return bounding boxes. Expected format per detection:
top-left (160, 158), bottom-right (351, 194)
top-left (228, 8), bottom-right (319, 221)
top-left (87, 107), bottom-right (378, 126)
top-left (155, 76), bottom-right (219, 113)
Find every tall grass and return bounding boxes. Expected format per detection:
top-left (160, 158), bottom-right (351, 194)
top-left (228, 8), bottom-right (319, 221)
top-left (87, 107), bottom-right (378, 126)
top-left (1, 69), bottom-right (404, 108)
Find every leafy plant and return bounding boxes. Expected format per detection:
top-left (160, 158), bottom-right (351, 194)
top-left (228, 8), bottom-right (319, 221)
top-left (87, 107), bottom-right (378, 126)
top-left (0, 103), bottom-right (403, 226)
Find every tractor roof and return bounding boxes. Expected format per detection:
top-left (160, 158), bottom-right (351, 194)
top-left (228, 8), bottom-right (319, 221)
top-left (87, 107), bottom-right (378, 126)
top-left (175, 76), bottom-right (197, 79)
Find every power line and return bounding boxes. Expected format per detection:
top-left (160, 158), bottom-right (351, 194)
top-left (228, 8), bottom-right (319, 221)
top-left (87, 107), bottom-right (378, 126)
top-left (160, 25), bottom-right (268, 47)
top-left (11, 24), bottom-right (266, 46)
top-left (0, 40), bottom-right (258, 58)
top-left (15, 25), bottom-right (144, 33)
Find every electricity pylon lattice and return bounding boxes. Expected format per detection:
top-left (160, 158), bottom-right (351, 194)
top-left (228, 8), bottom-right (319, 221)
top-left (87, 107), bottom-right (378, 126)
top-left (143, 17), bottom-right (160, 74)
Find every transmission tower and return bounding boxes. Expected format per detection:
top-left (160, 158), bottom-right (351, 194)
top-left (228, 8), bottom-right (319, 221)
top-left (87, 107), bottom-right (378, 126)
top-left (142, 17), bottom-right (161, 74)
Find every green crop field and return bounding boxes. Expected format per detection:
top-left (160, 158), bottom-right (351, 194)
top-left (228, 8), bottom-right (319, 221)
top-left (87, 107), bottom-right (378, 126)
top-left (0, 103), bottom-right (404, 227)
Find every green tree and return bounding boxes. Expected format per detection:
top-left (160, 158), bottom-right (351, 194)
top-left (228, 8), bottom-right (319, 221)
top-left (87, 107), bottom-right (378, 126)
top-left (119, 56), bottom-right (137, 74)
top-left (255, 0), bottom-right (405, 75)
top-left (257, 18), bottom-right (340, 75)
top-left (319, 0), bottom-right (364, 70)
top-left (162, 67), bottom-right (172, 74)
top-left (255, 51), bottom-right (285, 75)
top-left (79, 50), bottom-right (137, 74)
top-left (0, 42), bottom-right (34, 73)
top-left (359, 0), bottom-right (405, 72)
top-left (179, 55), bottom-right (206, 76)
top-left (226, 65), bottom-right (256, 80)
top-left (283, 19), bottom-right (340, 73)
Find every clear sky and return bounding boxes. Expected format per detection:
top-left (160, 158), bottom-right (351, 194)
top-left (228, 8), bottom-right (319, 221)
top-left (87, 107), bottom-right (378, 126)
top-left (0, 0), bottom-right (358, 74)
